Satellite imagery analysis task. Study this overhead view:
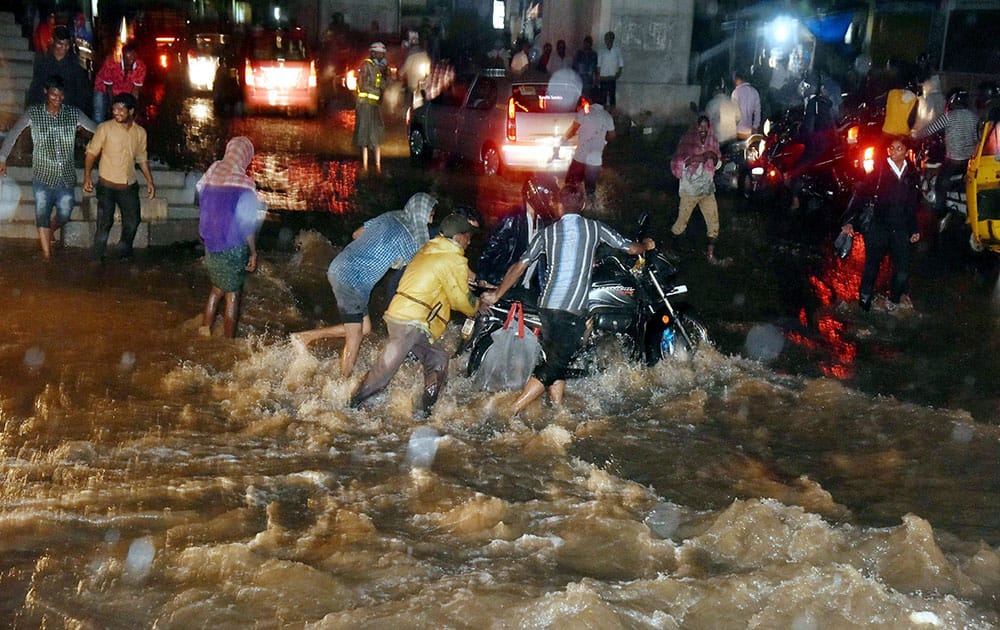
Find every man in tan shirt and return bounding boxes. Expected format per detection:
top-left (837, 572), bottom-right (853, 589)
top-left (83, 93), bottom-right (155, 261)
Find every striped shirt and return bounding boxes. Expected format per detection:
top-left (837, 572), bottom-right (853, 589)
top-left (916, 108), bottom-right (979, 161)
top-left (521, 213), bottom-right (633, 315)
top-left (0, 104), bottom-right (96, 187)
top-left (328, 213), bottom-right (418, 296)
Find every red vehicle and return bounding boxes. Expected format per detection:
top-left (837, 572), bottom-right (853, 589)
top-left (242, 28), bottom-right (318, 116)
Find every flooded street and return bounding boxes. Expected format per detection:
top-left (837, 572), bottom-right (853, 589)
top-left (0, 91), bottom-right (999, 626)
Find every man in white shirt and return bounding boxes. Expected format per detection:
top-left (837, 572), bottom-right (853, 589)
top-left (511, 40), bottom-right (531, 74)
top-left (705, 83), bottom-right (739, 144)
top-left (596, 31), bottom-right (624, 109)
top-left (562, 102), bottom-right (615, 197)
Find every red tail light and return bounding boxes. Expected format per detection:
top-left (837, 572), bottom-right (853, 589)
top-left (244, 61), bottom-right (254, 87)
top-left (506, 96), bottom-right (516, 142)
top-left (578, 97), bottom-right (591, 114)
top-left (159, 53), bottom-right (168, 69)
top-left (846, 125), bottom-right (859, 144)
top-left (309, 60), bottom-right (317, 88)
top-left (862, 146), bottom-right (875, 173)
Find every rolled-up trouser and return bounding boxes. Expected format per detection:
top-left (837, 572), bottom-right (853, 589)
top-left (671, 193), bottom-right (719, 240)
top-left (32, 181), bottom-right (74, 228)
top-left (350, 320), bottom-right (449, 414)
top-left (93, 181), bottom-right (140, 259)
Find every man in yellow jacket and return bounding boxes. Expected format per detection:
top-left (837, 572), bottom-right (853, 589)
top-left (349, 213), bottom-right (480, 417)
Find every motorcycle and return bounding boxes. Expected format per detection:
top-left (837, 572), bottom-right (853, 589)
top-left (917, 136), bottom-right (968, 230)
top-left (460, 243), bottom-right (709, 379)
top-left (745, 101), bottom-right (881, 213)
top-left (715, 136), bottom-right (766, 199)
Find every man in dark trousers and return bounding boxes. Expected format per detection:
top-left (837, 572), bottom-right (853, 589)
top-left (841, 137), bottom-right (921, 312)
top-left (482, 186), bottom-right (654, 416)
top-left (26, 25), bottom-right (90, 114)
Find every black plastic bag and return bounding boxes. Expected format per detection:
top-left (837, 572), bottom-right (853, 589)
top-left (833, 230), bottom-right (854, 258)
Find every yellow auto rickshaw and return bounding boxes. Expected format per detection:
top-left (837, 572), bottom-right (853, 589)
top-left (966, 110), bottom-right (1000, 253)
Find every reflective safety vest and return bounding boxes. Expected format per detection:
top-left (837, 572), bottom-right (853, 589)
top-left (357, 58), bottom-right (383, 103)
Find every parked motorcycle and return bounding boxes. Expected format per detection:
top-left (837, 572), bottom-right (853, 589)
top-left (917, 136), bottom-right (968, 230)
top-left (745, 102), bottom-right (880, 214)
top-left (715, 135), bottom-right (766, 199)
top-left (460, 244), bottom-right (709, 379)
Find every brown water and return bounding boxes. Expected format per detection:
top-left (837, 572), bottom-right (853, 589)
top-left (0, 228), bottom-right (998, 629)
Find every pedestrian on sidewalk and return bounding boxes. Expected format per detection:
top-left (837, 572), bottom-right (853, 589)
top-left (82, 92), bottom-right (155, 261)
top-left (197, 136), bottom-right (264, 337)
top-left (597, 31), bottom-right (624, 110)
top-left (0, 75), bottom-right (97, 259)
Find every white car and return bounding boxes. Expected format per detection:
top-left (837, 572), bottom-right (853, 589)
top-left (407, 68), bottom-right (583, 176)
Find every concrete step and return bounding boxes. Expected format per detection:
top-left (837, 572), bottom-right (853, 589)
top-left (4, 166), bottom-right (201, 198)
top-left (0, 22), bottom-right (23, 38)
top-left (0, 209), bottom-right (201, 249)
top-left (0, 62), bottom-right (35, 79)
top-left (3, 177), bottom-right (196, 208)
top-left (0, 163), bottom-right (206, 249)
top-left (0, 75), bottom-right (32, 89)
top-left (0, 91), bottom-right (28, 109)
top-left (0, 45), bottom-right (34, 61)
top-left (3, 195), bottom-right (194, 224)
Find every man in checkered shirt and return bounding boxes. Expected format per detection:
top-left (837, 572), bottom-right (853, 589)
top-left (0, 75), bottom-right (97, 259)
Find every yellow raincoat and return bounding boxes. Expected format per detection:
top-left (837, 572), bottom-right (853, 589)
top-left (385, 235), bottom-right (479, 341)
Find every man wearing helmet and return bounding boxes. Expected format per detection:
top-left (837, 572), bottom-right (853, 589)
top-left (913, 88), bottom-right (979, 225)
top-left (353, 42), bottom-right (388, 173)
top-left (476, 175), bottom-right (558, 294)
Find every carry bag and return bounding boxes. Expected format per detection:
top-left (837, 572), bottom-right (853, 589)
top-left (833, 230), bottom-right (854, 258)
top-left (474, 302), bottom-right (541, 392)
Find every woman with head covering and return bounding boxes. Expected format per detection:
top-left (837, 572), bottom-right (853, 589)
top-left (291, 192), bottom-right (437, 377)
top-left (197, 136), bottom-right (264, 337)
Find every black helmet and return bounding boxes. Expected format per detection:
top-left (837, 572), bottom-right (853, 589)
top-left (947, 88), bottom-right (969, 110)
top-left (452, 205), bottom-right (481, 227)
top-left (522, 174), bottom-right (558, 219)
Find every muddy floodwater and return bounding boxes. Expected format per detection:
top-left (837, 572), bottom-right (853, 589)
top-left (2, 85), bottom-right (1000, 626)
top-left (0, 187), bottom-right (998, 630)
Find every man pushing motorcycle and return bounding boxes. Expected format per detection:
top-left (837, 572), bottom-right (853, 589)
top-left (481, 185), bottom-right (655, 416)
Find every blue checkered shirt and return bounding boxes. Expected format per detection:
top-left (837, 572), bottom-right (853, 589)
top-left (328, 213), bottom-right (418, 296)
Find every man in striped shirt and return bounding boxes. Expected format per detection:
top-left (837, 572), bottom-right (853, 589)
top-left (482, 185), bottom-right (654, 415)
top-left (912, 88), bottom-right (978, 223)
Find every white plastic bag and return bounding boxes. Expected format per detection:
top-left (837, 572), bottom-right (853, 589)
top-left (474, 302), bottom-right (540, 392)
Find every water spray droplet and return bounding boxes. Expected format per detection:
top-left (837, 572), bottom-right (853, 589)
top-left (645, 501), bottom-right (681, 539)
top-left (744, 323), bottom-right (785, 362)
top-left (23, 346), bottom-right (45, 369)
top-left (119, 351), bottom-right (136, 370)
top-left (406, 426), bottom-right (440, 470)
top-left (124, 536), bottom-right (155, 581)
